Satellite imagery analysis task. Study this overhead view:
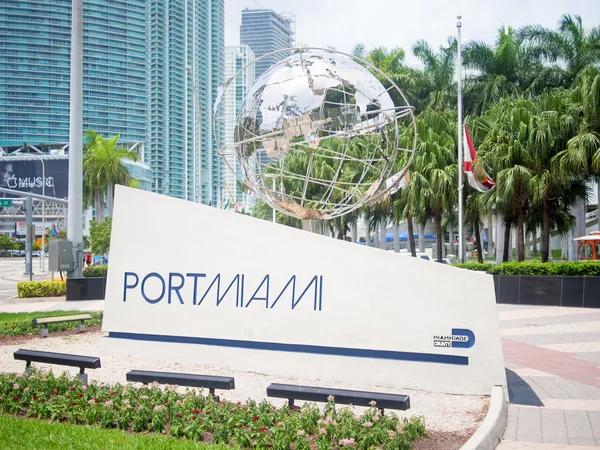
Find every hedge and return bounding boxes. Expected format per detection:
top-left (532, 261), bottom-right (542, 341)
top-left (16, 281), bottom-right (66, 298)
top-left (83, 266), bottom-right (108, 278)
top-left (454, 261), bottom-right (600, 276)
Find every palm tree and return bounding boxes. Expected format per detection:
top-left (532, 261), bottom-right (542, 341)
top-left (519, 14), bottom-right (600, 87)
top-left (463, 26), bottom-right (555, 115)
top-left (83, 134), bottom-right (138, 221)
top-left (412, 38), bottom-right (457, 112)
top-left (413, 109), bottom-right (458, 262)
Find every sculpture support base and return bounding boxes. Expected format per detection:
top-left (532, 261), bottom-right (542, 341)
top-left (302, 219), bottom-right (324, 235)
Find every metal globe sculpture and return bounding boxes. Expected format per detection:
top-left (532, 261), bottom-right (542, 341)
top-left (213, 48), bottom-right (416, 220)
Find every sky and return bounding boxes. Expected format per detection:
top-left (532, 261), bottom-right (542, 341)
top-left (225, 0), bottom-right (600, 66)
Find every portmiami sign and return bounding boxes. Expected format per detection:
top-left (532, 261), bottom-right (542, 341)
top-left (103, 186), bottom-right (506, 395)
top-left (122, 272), bottom-right (324, 310)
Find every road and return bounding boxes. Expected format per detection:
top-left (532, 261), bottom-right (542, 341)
top-left (0, 257), bottom-right (56, 301)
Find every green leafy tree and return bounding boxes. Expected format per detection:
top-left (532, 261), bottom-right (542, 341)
top-left (0, 235), bottom-right (17, 253)
top-left (89, 218), bottom-right (112, 256)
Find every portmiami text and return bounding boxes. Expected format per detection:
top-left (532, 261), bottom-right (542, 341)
top-left (122, 272), bottom-right (324, 311)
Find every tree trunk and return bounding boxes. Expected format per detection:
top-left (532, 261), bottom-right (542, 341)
top-left (448, 222), bottom-right (454, 257)
top-left (364, 217), bottom-right (370, 246)
top-left (525, 232), bottom-right (531, 259)
top-left (107, 182), bottom-right (114, 217)
top-left (503, 217), bottom-right (512, 263)
top-left (541, 200), bottom-right (551, 263)
top-left (597, 182), bottom-right (600, 232)
top-left (393, 223), bottom-right (400, 252)
top-left (518, 211), bottom-right (525, 261)
top-left (374, 224), bottom-right (380, 247)
top-left (419, 226), bottom-right (425, 253)
top-left (380, 224), bottom-right (386, 250)
top-left (532, 228), bottom-right (538, 256)
top-left (351, 222), bottom-right (357, 243)
top-left (94, 188), bottom-right (104, 223)
top-left (474, 224), bottom-right (484, 263)
top-left (487, 212), bottom-right (493, 256)
top-left (407, 213), bottom-right (416, 257)
top-left (435, 212), bottom-right (443, 262)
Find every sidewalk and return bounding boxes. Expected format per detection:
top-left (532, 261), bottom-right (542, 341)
top-left (497, 304), bottom-right (600, 449)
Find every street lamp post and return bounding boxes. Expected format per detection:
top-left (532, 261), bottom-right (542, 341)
top-left (186, 66), bottom-right (203, 204)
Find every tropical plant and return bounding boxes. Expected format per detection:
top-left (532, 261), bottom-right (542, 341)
top-left (83, 134), bottom-right (139, 221)
top-left (412, 37), bottom-right (457, 112)
top-left (519, 14), bottom-right (600, 87)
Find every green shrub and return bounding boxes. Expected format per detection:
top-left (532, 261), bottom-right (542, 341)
top-left (83, 266), bottom-right (108, 278)
top-left (16, 281), bottom-right (66, 298)
top-left (454, 261), bottom-right (600, 276)
top-left (0, 311), bottom-right (102, 337)
top-left (453, 263), bottom-right (493, 272)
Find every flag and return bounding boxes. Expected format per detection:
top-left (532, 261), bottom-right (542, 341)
top-left (463, 126), bottom-right (495, 192)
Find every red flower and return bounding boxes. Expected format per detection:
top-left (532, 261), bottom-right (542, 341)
top-left (205, 411), bottom-right (211, 415)
top-left (70, 387), bottom-right (77, 391)
top-left (109, 391), bottom-right (117, 395)
top-left (94, 398), bottom-right (99, 403)
top-left (292, 405), bottom-right (300, 410)
top-left (71, 401), bottom-right (78, 406)
top-left (175, 414), bottom-right (182, 418)
top-left (13, 397), bottom-right (19, 402)
top-left (78, 393), bottom-right (84, 398)
top-left (53, 390), bottom-right (59, 395)
top-left (238, 424), bottom-right (243, 428)
top-left (33, 395), bottom-right (39, 400)
top-left (252, 415), bottom-right (259, 421)
top-left (275, 420), bottom-right (280, 424)
top-left (258, 427), bottom-right (267, 432)
top-left (193, 409), bottom-right (200, 414)
top-left (236, 402), bottom-right (241, 406)
top-left (40, 399), bottom-right (46, 403)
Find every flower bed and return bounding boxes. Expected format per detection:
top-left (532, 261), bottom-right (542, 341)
top-left (0, 370), bottom-right (427, 449)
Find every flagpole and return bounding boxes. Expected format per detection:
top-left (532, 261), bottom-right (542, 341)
top-left (457, 15), bottom-right (465, 263)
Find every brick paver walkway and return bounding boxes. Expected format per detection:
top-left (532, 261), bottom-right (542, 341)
top-left (497, 305), bottom-right (600, 449)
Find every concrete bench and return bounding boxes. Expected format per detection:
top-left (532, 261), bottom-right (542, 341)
top-left (266, 383), bottom-right (410, 414)
top-left (14, 349), bottom-right (101, 385)
top-left (126, 370), bottom-right (235, 401)
top-left (32, 313), bottom-right (94, 337)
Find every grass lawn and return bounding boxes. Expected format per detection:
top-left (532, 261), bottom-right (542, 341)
top-left (0, 414), bottom-right (230, 450)
top-left (0, 311), bottom-right (102, 337)
top-left (0, 311), bottom-right (93, 325)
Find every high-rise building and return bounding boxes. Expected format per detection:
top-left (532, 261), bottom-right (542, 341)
top-left (222, 45), bottom-right (255, 211)
top-left (146, 0), bottom-right (224, 204)
top-left (240, 8), bottom-right (294, 78)
top-left (0, 0), bottom-right (146, 148)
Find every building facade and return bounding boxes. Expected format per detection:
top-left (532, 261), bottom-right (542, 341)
top-left (0, 0), bottom-right (146, 148)
top-left (146, 0), bottom-right (224, 204)
top-left (223, 45), bottom-right (255, 211)
top-left (240, 8), bottom-right (294, 78)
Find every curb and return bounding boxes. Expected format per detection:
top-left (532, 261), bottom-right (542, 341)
top-left (460, 385), bottom-right (507, 450)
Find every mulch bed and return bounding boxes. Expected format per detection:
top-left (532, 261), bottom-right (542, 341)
top-left (412, 428), bottom-right (477, 449)
top-left (0, 325), bottom-right (103, 345)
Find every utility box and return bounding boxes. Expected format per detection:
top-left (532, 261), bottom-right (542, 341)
top-left (49, 240), bottom-right (74, 272)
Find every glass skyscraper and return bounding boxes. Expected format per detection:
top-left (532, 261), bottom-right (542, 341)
top-left (146, 0), bottom-right (224, 204)
top-left (240, 8), bottom-right (294, 78)
top-left (223, 45), bottom-right (255, 210)
top-left (0, 0), bottom-right (146, 148)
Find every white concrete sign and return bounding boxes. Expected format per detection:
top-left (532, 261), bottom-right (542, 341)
top-left (103, 186), bottom-right (506, 395)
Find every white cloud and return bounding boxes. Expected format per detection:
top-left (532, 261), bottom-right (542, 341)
top-left (225, 0), bottom-right (600, 65)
